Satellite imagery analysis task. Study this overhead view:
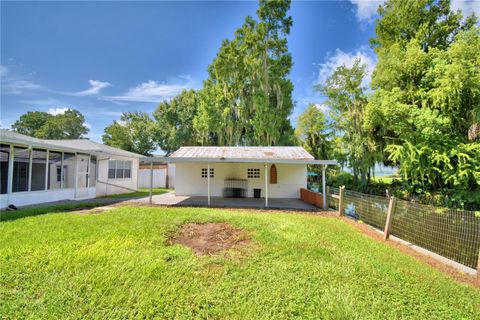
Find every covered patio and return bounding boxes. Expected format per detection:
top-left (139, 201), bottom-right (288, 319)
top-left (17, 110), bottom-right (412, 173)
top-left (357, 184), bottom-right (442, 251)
top-left (135, 191), bottom-right (318, 210)
top-left (141, 147), bottom-right (337, 209)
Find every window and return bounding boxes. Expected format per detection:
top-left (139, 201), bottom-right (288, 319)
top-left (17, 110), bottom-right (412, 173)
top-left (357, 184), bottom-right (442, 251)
top-left (12, 147), bottom-right (30, 192)
top-left (116, 160), bottom-right (125, 179)
top-left (90, 156), bottom-right (97, 187)
top-left (0, 144), bottom-right (10, 194)
top-left (63, 153), bottom-right (75, 188)
top-left (247, 168), bottom-right (260, 179)
top-left (108, 159), bottom-right (132, 179)
top-left (201, 168), bottom-right (214, 178)
top-left (48, 151), bottom-right (63, 190)
top-left (270, 164), bottom-right (277, 184)
top-left (108, 160), bottom-right (116, 179)
top-left (124, 160), bottom-right (131, 179)
top-left (30, 149), bottom-right (47, 191)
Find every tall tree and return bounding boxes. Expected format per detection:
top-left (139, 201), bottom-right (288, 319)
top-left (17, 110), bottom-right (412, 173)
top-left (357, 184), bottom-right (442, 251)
top-left (12, 109), bottom-right (89, 139)
top-left (194, 0), bottom-right (295, 146)
top-left (295, 104), bottom-right (331, 161)
top-left (365, 0), bottom-right (479, 204)
top-left (318, 59), bottom-right (378, 188)
top-left (153, 89), bottom-right (198, 154)
top-left (11, 111), bottom-right (53, 137)
top-left (103, 111), bottom-right (157, 156)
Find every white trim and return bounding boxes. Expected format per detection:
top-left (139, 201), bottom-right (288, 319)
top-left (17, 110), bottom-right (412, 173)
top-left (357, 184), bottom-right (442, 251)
top-left (264, 163), bottom-right (268, 207)
top-left (322, 165), bottom-right (326, 209)
top-left (207, 162), bottom-right (211, 206)
top-left (44, 149), bottom-right (49, 191)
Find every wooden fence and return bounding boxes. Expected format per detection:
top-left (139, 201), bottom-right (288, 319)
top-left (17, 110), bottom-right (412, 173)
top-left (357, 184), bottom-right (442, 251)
top-left (327, 186), bottom-right (480, 274)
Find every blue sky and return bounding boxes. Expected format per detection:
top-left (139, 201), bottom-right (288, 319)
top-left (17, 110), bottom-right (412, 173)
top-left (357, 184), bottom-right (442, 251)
top-left (1, 1), bottom-right (478, 142)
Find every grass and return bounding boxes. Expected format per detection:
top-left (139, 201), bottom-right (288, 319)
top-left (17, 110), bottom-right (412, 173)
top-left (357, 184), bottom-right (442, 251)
top-left (103, 188), bottom-right (170, 199)
top-left (0, 202), bottom-right (102, 222)
top-left (1, 206), bottom-right (478, 319)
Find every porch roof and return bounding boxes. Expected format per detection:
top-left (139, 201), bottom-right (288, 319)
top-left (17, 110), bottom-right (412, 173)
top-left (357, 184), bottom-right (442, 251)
top-left (140, 156), bottom-right (338, 165)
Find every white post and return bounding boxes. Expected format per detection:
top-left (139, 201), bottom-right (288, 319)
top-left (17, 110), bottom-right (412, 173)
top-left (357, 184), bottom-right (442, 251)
top-left (149, 162), bottom-right (153, 205)
top-left (28, 147), bottom-right (33, 191)
top-left (7, 145), bottom-right (14, 204)
top-left (322, 164), bottom-right (327, 209)
top-left (207, 162), bottom-right (211, 206)
top-left (44, 150), bottom-right (49, 191)
top-left (74, 153), bottom-right (78, 198)
top-left (60, 152), bottom-right (64, 189)
top-left (264, 163), bottom-right (268, 207)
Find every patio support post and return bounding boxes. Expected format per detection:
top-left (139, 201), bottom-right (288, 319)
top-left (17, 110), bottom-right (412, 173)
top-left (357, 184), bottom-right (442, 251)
top-left (149, 162), bottom-right (153, 205)
top-left (207, 162), bottom-right (211, 206)
top-left (322, 164), bottom-right (327, 209)
top-left (264, 163), bottom-right (268, 207)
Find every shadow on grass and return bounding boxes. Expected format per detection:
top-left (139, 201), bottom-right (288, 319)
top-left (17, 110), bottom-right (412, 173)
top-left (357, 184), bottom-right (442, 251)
top-left (101, 188), bottom-right (170, 199)
top-left (0, 202), bottom-right (105, 222)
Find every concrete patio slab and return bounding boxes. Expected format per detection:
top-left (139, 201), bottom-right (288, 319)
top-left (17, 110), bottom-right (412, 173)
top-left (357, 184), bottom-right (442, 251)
top-left (135, 191), bottom-right (318, 211)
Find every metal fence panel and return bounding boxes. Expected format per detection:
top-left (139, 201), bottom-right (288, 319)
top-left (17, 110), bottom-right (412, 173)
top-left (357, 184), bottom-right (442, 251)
top-left (343, 189), bottom-right (389, 231)
top-left (391, 200), bottom-right (480, 269)
top-left (326, 187), bottom-right (480, 269)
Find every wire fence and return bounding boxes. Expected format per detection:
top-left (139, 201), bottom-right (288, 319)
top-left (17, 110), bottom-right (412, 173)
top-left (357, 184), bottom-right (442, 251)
top-left (327, 187), bottom-right (480, 270)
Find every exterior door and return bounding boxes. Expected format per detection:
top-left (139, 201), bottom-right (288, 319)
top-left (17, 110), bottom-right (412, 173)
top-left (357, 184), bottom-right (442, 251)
top-left (76, 154), bottom-right (90, 198)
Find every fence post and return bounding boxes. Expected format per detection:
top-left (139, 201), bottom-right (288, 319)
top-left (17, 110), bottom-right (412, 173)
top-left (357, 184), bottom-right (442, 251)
top-left (477, 248), bottom-right (480, 284)
top-left (383, 196), bottom-right (397, 240)
top-left (338, 186), bottom-right (345, 216)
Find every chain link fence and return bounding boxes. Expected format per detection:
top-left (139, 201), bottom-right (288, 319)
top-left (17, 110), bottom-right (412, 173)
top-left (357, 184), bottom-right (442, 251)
top-left (327, 187), bottom-right (480, 270)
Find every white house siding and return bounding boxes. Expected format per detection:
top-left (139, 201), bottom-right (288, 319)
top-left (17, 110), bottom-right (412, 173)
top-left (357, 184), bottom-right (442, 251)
top-left (95, 156), bottom-right (139, 197)
top-left (174, 162), bottom-right (306, 198)
top-left (167, 163), bottom-right (175, 189)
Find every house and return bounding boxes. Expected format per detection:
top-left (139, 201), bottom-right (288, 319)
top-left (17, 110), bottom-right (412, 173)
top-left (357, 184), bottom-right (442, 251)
top-left (0, 129), bottom-right (142, 209)
top-left (141, 146), bottom-right (336, 208)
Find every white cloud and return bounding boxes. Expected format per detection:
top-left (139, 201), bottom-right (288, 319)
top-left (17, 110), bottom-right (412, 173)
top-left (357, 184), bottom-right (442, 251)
top-left (1, 80), bottom-right (42, 94)
top-left (47, 107), bottom-right (70, 115)
top-left (350, 0), bottom-right (385, 22)
top-left (451, 0), bottom-right (480, 19)
top-left (84, 122), bottom-right (92, 130)
top-left (0, 65), bottom-right (8, 76)
top-left (315, 103), bottom-right (330, 113)
top-left (351, 0), bottom-right (479, 23)
top-left (316, 47), bottom-right (376, 88)
top-left (71, 79), bottom-right (111, 96)
top-left (102, 75), bottom-right (194, 103)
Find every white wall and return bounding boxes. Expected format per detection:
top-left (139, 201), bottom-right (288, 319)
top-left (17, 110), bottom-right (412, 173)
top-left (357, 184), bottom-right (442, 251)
top-left (95, 156), bottom-right (139, 197)
top-left (174, 162), bottom-right (306, 198)
top-left (1, 189), bottom-right (76, 209)
top-left (138, 168), bottom-right (166, 188)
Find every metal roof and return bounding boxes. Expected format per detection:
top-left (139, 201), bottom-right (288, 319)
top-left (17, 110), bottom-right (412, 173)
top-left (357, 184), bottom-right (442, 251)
top-left (0, 129), bottom-right (142, 158)
top-left (170, 146), bottom-right (315, 160)
top-left (141, 146), bottom-right (338, 166)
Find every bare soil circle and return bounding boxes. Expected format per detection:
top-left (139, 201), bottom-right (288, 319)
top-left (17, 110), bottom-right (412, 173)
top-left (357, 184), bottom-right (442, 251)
top-left (169, 222), bottom-right (251, 256)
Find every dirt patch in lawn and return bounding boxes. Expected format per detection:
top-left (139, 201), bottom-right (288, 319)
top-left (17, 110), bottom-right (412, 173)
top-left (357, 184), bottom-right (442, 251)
top-left (75, 206), bottom-right (115, 215)
top-left (169, 222), bottom-right (252, 256)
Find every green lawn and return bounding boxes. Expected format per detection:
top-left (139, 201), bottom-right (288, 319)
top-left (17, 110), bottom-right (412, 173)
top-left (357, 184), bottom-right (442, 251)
top-left (1, 207), bottom-right (478, 319)
top-left (103, 188), bottom-right (170, 199)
